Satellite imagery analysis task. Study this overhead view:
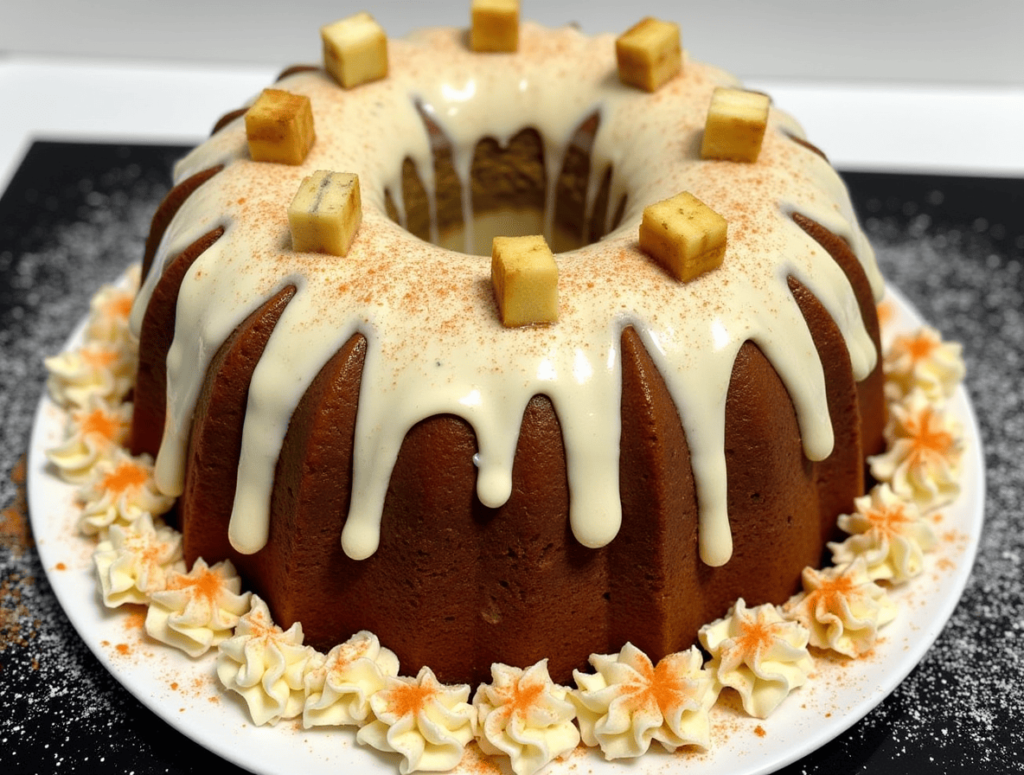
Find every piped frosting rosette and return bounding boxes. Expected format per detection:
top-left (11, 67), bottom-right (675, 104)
top-left (47, 395), bottom-right (133, 484)
top-left (571, 642), bottom-right (716, 759)
top-left (699, 599), bottom-right (813, 719)
top-left (783, 557), bottom-right (897, 657)
top-left (146, 558), bottom-right (251, 657)
top-left (869, 389), bottom-right (964, 512)
top-left (216, 595), bottom-right (314, 725)
top-left (303, 630), bottom-right (400, 727)
top-left (829, 483), bottom-right (938, 583)
top-left (76, 448), bottom-right (175, 536)
top-left (93, 511), bottom-right (185, 607)
top-left (44, 341), bottom-right (136, 409)
top-left (473, 660), bottom-right (580, 775)
top-left (883, 325), bottom-right (965, 402)
top-left (356, 666), bottom-right (476, 775)
top-left (83, 264), bottom-right (141, 347)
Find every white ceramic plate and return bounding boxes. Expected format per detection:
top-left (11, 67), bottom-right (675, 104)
top-left (27, 285), bottom-right (984, 775)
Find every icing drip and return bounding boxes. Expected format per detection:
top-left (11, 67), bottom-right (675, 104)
top-left (130, 23), bottom-right (880, 567)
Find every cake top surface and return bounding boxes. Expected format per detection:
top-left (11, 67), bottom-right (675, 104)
top-left (131, 21), bottom-right (882, 567)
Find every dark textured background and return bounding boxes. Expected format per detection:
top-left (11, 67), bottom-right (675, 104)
top-left (1, 141), bottom-right (1021, 774)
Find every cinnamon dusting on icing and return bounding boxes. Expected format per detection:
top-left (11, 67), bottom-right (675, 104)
top-left (131, 21), bottom-right (881, 568)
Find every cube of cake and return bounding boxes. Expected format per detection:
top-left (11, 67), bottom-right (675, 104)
top-left (491, 235), bottom-right (559, 327)
top-left (470, 0), bottom-right (519, 52)
top-left (321, 12), bottom-right (388, 89)
top-left (289, 171), bottom-right (362, 257)
top-left (639, 192), bottom-right (727, 282)
top-left (616, 17), bottom-right (682, 92)
top-left (245, 89), bottom-right (315, 165)
top-left (701, 87), bottom-right (771, 163)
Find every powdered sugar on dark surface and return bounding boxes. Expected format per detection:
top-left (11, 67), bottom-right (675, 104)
top-left (0, 144), bottom-right (1021, 774)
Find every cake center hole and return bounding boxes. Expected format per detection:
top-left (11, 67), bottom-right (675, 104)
top-left (384, 111), bottom-right (627, 256)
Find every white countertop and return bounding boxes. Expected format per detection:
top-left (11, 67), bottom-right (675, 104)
top-left (2, 55), bottom-right (1022, 195)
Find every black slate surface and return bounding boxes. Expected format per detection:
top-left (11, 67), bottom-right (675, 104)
top-left (1, 140), bottom-right (1022, 774)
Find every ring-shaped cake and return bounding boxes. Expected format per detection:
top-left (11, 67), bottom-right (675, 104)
top-left (129, 21), bottom-right (886, 685)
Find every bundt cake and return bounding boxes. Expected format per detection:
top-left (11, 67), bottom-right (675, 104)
top-left (128, 18), bottom-right (886, 686)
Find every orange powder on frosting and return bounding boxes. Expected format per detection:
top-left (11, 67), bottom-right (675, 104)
top-left (906, 407), bottom-right (957, 464)
top-left (102, 295), bottom-right (134, 321)
top-left (896, 329), bottom-right (941, 363)
top-left (493, 677), bottom-right (546, 721)
top-left (623, 652), bottom-right (695, 715)
top-left (734, 617), bottom-right (774, 658)
top-left (80, 346), bottom-right (118, 369)
top-left (864, 501), bottom-right (917, 538)
top-left (801, 571), bottom-right (856, 616)
top-left (0, 457), bottom-right (32, 558)
top-left (77, 408), bottom-right (123, 440)
top-left (99, 460), bottom-right (149, 496)
top-left (166, 565), bottom-right (228, 603)
top-left (386, 681), bottom-right (438, 718)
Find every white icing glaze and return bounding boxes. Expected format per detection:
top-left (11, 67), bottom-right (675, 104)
top-left (130, 22), bottom-right (881, 567)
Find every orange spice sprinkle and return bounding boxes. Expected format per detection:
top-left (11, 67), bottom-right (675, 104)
top-left (804, 571), bottom-right (856, 617)
top-left (243, 607), bottom-right (278, 640)
top-left (386, 680), bottom-right (437, 718)
top-left (651, 660), bottom-right (691, 713)
top-left (333, 636), bottom-right (372, 666)
top-left (100, 460), bottom-right (150, 495)
top-left (101, 294), bottom-right (134, 321)
top-left (897, 330), bottom-right (940, 363)
top-left (497, 677), bottom-right (546, 721)
top-left (138, 542), bottom-right (167, 568)
top-left (733, 611), bottom-right (776, 658)
top-left (905, 407), bottom-right (955, 463)
top-left (865, 502), bottom-right (915, 538)
top-left (77, 407), bottom-right (123, 440)
top-left (167, 566), bottom-right (226, 603)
